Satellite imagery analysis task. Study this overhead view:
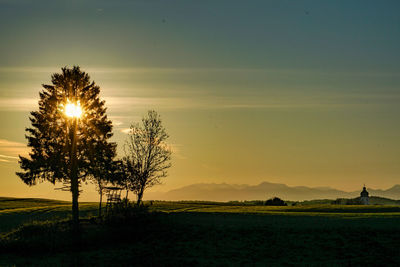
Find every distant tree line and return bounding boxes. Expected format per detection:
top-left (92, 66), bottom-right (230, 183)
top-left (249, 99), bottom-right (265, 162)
top-left (227, 197), bottom-right (288, 206)
top-left (331, 198), bottom-right (362, 205)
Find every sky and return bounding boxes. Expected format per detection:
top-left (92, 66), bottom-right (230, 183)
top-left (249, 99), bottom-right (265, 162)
top-left (0, 0), bottom-right (400, 201)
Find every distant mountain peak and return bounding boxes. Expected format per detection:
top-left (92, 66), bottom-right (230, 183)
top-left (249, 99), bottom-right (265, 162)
top-left (386, 184), bottom-right (400, 191)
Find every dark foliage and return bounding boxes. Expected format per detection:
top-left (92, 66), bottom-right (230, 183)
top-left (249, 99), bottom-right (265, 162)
top-left (16, 66), bottom-right (116, 226)
top-left (332, 198), bottom-right (362, 205)
top-left (265, 197), bottom-right (287, 206)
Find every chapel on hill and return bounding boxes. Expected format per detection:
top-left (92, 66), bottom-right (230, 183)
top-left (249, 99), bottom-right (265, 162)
top-left (360, 185), bottom-right (369, 205)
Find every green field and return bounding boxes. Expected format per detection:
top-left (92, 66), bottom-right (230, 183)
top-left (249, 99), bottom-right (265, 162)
top-left (149, 200), bottom-right (400, 215)
top-left (1, 198), bottom-right (400, 266)
top-left (0, 197), bottom-right (99, 233)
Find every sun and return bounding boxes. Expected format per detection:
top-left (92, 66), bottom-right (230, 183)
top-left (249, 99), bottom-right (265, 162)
top-left (64, 100), bottom-right (82, 118)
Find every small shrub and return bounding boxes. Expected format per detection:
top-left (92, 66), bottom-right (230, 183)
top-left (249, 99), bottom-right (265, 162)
top-left (104, 202), bottom-right (150, 225)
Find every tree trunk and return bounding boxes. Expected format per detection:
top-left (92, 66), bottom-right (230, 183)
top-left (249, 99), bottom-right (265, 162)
top-left (98, 189), bottom-right (102, 217)
top-left (125, 189), bottom-right (129, 207)
top-left (137, 187), bottom-right (144, 206)
top-left (71, 173), bottom-right (79, 232)
top-left (70, 118), bottom-right (80, 233)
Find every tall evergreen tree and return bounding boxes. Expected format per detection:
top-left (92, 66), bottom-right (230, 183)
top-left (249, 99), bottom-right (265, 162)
top-left (17, 66), bottom-right (116, 230)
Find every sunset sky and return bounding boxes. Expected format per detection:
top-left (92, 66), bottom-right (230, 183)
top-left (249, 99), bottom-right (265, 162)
top-left (1, 0), bottom-right (400, 201)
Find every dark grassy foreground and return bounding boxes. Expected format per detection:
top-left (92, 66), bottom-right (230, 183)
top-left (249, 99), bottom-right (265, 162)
top-left (0, 197), bottom-right (99, 233)
top-left (1, 199), bottom-right (400, 266)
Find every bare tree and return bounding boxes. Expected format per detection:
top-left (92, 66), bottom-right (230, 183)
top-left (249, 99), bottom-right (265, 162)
top-left (123, 110), bottom-right (172, 206)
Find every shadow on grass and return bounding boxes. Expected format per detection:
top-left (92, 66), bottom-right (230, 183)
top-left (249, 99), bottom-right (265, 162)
top-left (0, 204), bottom-right (158, 252)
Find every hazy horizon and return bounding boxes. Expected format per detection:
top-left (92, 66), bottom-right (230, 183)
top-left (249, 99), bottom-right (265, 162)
top-left (1, 1), bottom-right (400, 201)
top-left (1, 180), bottom-right (399, 202)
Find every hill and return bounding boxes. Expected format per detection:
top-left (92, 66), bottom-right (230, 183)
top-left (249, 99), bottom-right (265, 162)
top-left (145, 182), bottom-right (400, 201)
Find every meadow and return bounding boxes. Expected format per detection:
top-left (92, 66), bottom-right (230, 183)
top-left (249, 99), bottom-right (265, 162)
top-left (1, 198), bottom-right (400, 266)
top-left (0, 197), bottom-right (99, 233)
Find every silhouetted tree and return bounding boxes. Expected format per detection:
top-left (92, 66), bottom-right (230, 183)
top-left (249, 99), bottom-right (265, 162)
top-left (123, 110), bottom-right (172, 206)
top-left (115, 158), bottom-right (136, 202)
top-left (265, 197), bottom-right (287, 206)
top-left (17, 66), bottom-right (116, 230)
top-left (89, 142), bottom-right (117, 217)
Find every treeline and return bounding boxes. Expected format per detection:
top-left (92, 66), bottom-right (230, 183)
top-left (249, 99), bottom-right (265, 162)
top-left (229, 197), bottom-right (288, 206)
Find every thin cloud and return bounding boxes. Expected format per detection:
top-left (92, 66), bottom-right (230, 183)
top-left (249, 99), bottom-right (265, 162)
top-left (0, 139), bottom-right (26, 148)
top-left (0, 154), bottom-right (19, 159)
top-left (0, 154), bottom-right (19, 163)
top-left (1, 90), bottom-right (399, 113)
top-left (2, 66), bottom-right (400, 78)
top-left (0, 67), bottom-right (58, 73)
top-left (0, 98), bottom-right (37, 111)
top-left (0, 139), bottom-right (29, 159)
top-left (0, 95), bottom-right (395, 113)
top-left (104, 96), bottom-right (200, 111)
top-left (104, 95), bottom-right (391, 112)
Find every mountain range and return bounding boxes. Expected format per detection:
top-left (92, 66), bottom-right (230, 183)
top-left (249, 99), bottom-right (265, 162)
top-left (144, 182), bottom-right (400, 202)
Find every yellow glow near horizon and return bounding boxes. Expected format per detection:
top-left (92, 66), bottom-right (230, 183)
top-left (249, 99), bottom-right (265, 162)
top-left (64, 100), bottom-right (82, 118)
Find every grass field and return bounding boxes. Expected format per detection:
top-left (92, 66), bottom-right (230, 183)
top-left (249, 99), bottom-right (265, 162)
top-left (149, 200), bottom-right (400, 216)
top-left (0, 197), bottom-right (99, 233)
top-left (1, 198), bottom-right (400, 266)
